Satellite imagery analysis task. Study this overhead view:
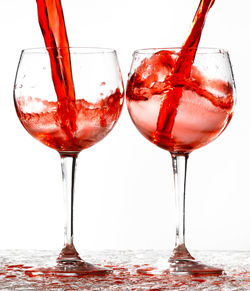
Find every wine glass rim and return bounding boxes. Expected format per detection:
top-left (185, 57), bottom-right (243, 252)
top-left (133, 47), bottom-right (229, 55)
top-left (21, 47), bottom-right (117, 54)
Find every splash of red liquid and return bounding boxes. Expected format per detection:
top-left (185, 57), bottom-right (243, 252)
top-left (36, 0), bottom-right (77, 140)
top-left (1, 263), bottom-right (250, 288)
top-left (126, 51), bottom-right (233, 152)
top-left (16, 89), bottom-right (123, 153)
top-left (36, 0), bottom-right (75, 102)
top-left (126, 0), bottom-right (234, 153)
top-left (175, 0), bottom-right (215, 75)
top-left (156, 0), bottom-right (215, 138)
top-left (34, 0), bottom-right (124, 152)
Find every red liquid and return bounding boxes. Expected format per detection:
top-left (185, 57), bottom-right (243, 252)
top-left (156, 0), bottom-right (215, 136)
top-left (36, 0), bottom-right (77, 141)
top-left (16, 89), bottom-right (123, 153)
top-left (2, 262), bottom-right (250, 287)
top-left (29, 1), bottom-right (123, 153)
top-left (36, 0), bottom-right (75, 102)
top-left (126, 0), bottom-right (234, 153)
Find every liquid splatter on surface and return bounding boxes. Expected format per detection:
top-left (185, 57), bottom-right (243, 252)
top-left (0, 250), bottom-right (249, 290)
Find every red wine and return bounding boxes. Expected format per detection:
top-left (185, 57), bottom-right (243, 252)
top-left (36, 0), bottom-right (77, 140)
top-left (175, 0), bottom-right (215, 75)
top-left (16, 89), bottom-right (123, 152)
top-left (29, 1), bottom-right (124, 153)
top-left (36, 0), bottom-right (75, 102)
top-left (126, 0), bottom-right (234, 153)
top-left (127, 53), bottom-right (233, 152)
top-left (156, 0), bottom-right (215, 138)
top-left (4, 261), bottom-right (250, 287)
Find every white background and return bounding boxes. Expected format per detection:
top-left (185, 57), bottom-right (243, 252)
top-left (0, 0), bottom-right (249, 252)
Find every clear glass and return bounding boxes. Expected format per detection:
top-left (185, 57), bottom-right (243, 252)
top-left (126, 47), bottom-right (236, 275)
top-left (14, 47), bottom-right (124, 276)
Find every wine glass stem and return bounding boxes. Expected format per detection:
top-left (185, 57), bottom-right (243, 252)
top-left (60, 154), bottom-right (78, 247)
top-left (170, 153), bottom-right (194, 260)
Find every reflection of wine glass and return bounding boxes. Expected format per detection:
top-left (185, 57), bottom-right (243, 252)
top-left (14, 47), bottom-right (124, 275)
top-left (126, 48), bottom-right (235, 275)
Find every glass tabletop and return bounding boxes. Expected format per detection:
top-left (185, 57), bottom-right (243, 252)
top-left (0, 249), bottom-right (249, 290)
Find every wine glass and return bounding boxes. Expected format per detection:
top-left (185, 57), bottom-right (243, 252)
top-left (126, 48), bottom-right (235, 275)
top-left (14, 47), bottom-right (124, 276)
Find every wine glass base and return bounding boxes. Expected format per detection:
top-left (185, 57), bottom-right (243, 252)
top-left (137, 260), bottom-right (224, 276)
top-left (168, 259), bottom-right (224, 275)
top-left (25, 261), bottom-right (112, 277)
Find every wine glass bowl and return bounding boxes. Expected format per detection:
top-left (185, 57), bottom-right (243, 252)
top-left (14, 47), bottom-right (124, 276)
top-left (15, 47), bottom-right (124, 155)
top-left (126, 47), bottom-right (235, 275)
top-left (127, 48), bottom-right (235, 155)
